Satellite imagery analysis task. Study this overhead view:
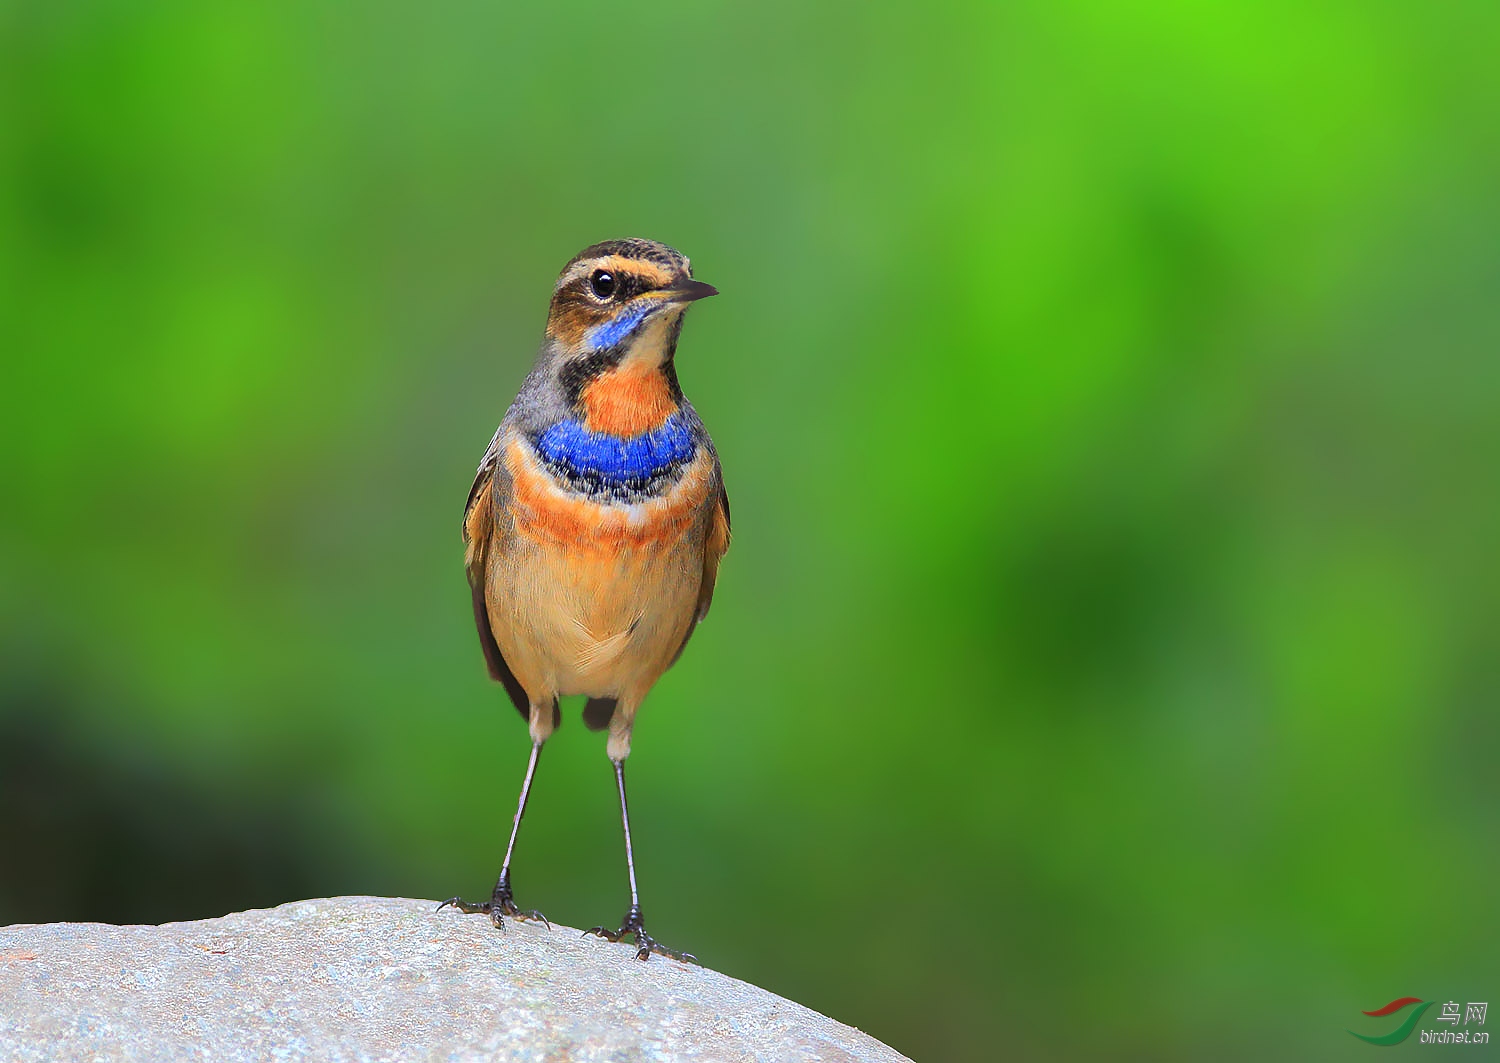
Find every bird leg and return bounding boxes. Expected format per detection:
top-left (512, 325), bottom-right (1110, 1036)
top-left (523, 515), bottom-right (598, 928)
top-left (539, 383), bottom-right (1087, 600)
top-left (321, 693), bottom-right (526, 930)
top-left (438, 741), bottom-right (549, 930)
top-left (582, 758), bottom-right (695, 962)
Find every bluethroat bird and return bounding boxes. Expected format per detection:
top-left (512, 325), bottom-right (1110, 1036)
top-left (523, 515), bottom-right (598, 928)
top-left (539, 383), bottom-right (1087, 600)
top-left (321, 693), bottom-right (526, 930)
top-left (439, 239), bottom-right (729, 961)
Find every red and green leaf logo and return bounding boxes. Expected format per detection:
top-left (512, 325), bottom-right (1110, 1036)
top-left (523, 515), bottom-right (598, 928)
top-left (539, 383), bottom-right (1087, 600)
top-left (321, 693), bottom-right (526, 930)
top-left (1349, 997), bottom-right (1434, 1045)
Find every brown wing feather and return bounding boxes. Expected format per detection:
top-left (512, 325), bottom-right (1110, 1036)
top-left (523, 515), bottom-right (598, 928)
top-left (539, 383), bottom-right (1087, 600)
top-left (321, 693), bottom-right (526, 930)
top-left (464, 429), bottom-right (529, 719)
top-left (670, 476), bottom-right (731, 666)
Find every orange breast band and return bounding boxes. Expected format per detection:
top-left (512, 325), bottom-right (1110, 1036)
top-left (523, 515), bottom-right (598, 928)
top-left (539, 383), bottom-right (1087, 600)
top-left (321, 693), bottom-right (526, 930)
top-left (505, 439), bottom-right (712, 554)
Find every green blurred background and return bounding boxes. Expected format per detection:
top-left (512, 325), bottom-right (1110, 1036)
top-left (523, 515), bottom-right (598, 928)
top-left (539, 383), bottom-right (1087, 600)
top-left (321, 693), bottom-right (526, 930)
top-left (3, 2), bottom-right (1497, 1058)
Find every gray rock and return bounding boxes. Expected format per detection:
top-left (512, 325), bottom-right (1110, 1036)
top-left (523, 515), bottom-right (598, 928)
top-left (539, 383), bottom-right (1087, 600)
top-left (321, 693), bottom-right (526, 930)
top-left (0, 896), bottom-right (910, 1062)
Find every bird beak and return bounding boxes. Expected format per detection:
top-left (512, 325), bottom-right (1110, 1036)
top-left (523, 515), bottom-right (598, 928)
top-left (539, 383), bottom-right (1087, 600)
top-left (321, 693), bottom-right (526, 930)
top-left (662, 278), bottom-right (719, 304)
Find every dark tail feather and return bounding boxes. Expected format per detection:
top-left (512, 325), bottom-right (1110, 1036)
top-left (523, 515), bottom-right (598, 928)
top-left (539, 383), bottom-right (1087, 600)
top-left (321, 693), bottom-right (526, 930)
top-left (583, 697), bottom-right (617, 731)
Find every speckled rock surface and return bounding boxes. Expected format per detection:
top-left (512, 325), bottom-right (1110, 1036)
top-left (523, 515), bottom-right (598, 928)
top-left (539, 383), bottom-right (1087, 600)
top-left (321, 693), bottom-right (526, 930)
top-left (0, 896), bottom-right (910, 1063)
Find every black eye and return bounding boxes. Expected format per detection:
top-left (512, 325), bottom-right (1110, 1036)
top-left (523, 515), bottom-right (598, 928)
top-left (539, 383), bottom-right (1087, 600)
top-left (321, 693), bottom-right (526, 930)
top-left (589, 270), bottom-right (617, 300)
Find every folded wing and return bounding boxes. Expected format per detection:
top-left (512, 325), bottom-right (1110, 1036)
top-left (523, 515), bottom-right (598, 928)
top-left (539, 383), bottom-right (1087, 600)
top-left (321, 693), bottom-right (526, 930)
top-left (464, 427), bottom-right (529, 720)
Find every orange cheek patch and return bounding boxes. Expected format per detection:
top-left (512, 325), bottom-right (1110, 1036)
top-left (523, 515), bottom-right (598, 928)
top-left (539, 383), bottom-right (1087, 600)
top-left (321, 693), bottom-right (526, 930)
top-left (580, 365), bottom-right (679, 435)
top-left (506, 441), bottom-right (712, 554)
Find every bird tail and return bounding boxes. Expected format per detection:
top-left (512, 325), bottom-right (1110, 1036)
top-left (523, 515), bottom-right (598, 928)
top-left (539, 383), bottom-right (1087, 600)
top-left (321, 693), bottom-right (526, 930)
top-left (582, 698), bottom-right (617, 731)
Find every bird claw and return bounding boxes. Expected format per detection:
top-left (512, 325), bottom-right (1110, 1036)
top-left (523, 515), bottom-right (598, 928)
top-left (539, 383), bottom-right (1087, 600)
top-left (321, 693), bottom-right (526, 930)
top-left (583, 905), bottom-right (695, 962)
top-left (437, 889), bottom-right (550, 931)
top-left (437, 896), bottom-right (483, 914)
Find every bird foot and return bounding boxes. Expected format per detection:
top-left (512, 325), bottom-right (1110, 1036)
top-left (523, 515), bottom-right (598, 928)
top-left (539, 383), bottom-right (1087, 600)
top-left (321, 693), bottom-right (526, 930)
top-left (584, 904), bottom-right (695, 962)
top-left (437, 873), bottom-right (549, 931)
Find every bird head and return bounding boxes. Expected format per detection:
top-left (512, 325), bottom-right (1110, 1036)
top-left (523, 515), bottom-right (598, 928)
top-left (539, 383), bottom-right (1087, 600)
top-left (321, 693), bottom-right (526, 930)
top-left (537, 239), bottom-right (717, 435)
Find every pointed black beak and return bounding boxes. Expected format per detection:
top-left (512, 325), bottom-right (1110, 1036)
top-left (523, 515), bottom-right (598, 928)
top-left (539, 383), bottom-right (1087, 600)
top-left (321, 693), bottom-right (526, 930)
top-left (664, 278), bottom-right (719, 303)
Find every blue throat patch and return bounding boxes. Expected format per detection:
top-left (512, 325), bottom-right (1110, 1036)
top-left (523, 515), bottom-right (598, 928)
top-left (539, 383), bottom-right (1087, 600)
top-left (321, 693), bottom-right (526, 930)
top-left (533, 415), bottom-right (696, 496)
top-left (585, 303), bottom-right (654, 351)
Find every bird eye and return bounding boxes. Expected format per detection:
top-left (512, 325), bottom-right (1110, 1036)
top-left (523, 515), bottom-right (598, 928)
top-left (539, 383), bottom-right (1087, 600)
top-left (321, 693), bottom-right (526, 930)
top-left (589, 270), bottom-right (617, 300)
